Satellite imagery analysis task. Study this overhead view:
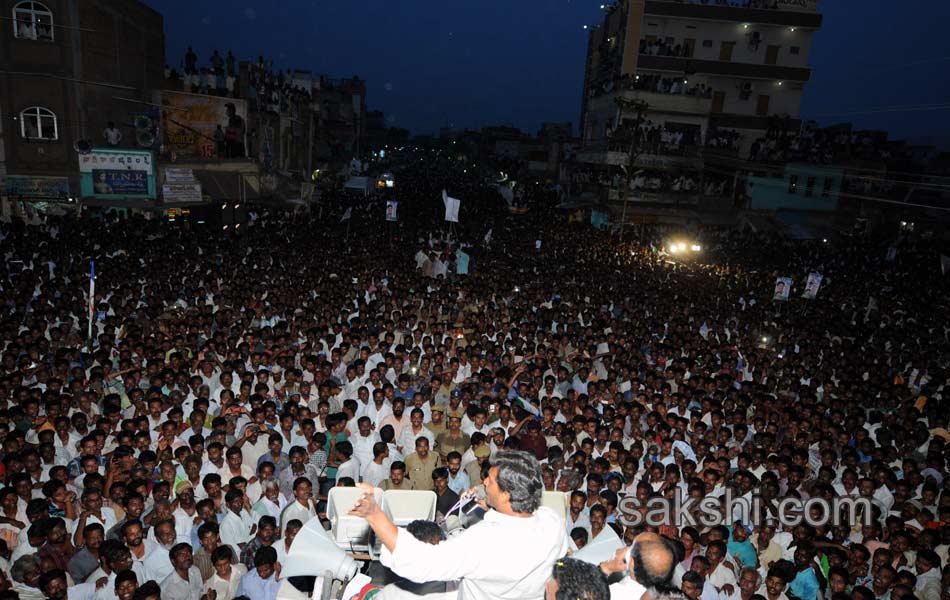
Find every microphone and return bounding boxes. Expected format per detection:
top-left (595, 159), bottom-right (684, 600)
top-left (443, 485), bottom-right (487, 522)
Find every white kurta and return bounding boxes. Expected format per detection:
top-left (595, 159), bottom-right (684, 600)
top-left (381, 506), bottom-right (567, 600)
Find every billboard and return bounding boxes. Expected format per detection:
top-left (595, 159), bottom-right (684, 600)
top-left (91, 170), bottom-right (148, 195)
top-left (157, 91), bottom-right (247, 161)
top-left (79, 149), bottom-right (156, 199)
top-left (2, 176), bottom-right (70, 201)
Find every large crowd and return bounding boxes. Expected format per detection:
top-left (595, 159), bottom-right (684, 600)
top-left (0, 149), bottom-right (948, 600)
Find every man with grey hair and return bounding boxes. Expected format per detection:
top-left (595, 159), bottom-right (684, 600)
top-left (10, 554), bottom-right (43, 600)
top-left (352, 450), bottom-right (568, 600)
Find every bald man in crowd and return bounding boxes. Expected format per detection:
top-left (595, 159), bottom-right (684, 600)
top-left (599, 532), bottom-right (675, 600)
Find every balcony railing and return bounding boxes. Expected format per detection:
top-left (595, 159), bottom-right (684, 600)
top-left (638, 54), bottom-right (811, 82)
top-left (619, 89), bottom-right (713, 115)
top-left (644, 0), bottom-right (823, 28)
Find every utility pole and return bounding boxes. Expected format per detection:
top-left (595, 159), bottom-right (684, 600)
top-left (615, 97), bottom-right (648, 242)
top-left (307, 104), bottom-right (315, 179)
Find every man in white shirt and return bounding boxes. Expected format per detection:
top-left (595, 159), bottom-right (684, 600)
top-left (397, 409), bottom-right (435, 455)
top-left (279, 477), bottom-right (317, 530)
top-left (219, 490), bottom-right (255, 556)
top-left (350, 417), bottom-right (381, 468)
top-left (160, 543), bottom-right (205, 600)
top-left (599, 533), bottom-right (675, 600)
top-left (142, 518), bottom-right (177, 583)
top-left (334, 441), bottom-right (360, 484)
top-left (352, 450), bottom-right (567, 600)
top-left (102, 122), bottom-right (122, 147)
top-left (362, 442), bottom-right (391, 488)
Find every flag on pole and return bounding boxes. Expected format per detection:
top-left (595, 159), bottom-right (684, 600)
top-left (87, 261), bottom-right (96, 341)
top-left (442, 189), bottom-right (460, 223)
top-left (340, 207), bottom-right (352, 222)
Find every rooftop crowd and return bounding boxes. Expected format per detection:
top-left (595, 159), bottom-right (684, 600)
top-left (0, 149), bottom-right (948, 600)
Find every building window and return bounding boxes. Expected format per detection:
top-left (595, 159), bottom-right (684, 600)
top-left (805, 176), bottom-right (816, 197)
top-left (12, 1), bottom-right (54, 41)
top-left (788, 174), bottom-right (798, 194)
top-left (821, 176), bottom-right (833, 198)
top-left (19, 106), bottom-right (58, 141)
top-left (790, 46), bottom-right (801, 55)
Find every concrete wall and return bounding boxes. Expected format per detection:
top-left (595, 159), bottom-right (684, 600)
top-left (749, 163), bottom-right (843, 212)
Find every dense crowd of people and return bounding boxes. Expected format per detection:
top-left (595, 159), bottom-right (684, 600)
top-left (0, 148), bottom-right (948, 600)
top-left (165, 49), bottom-right (313, 117)
top-left (245, 58), bottom-right (313, 117)
top-left (588, 73), bottom-right (715, 100)
top-left (749, 121), bottom-right (902, 165)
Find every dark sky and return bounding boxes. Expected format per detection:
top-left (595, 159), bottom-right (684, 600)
top-left (149, 0), bottom-right (950, 140)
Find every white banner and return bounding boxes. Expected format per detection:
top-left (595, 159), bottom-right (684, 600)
top-left (162, 183), bottom-right (202, 204)
top-left (442, 189), bottom-right (460, 223)
top-left (164, 168), bottom-right (195, 183)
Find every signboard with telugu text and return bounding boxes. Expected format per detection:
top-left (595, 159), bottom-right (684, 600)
top-left (79, 149), bottom-right (156, 200)
top-left (2, 175), bottom-right (70, 201)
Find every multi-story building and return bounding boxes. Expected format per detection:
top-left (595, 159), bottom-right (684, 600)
top-left (572, 0), bottom-right (822, 214)
top-left (581, 0), bottom-right (821, 151)
top-left (0, 0), bottom-right (164, 212)
top-left (312, 75), bottom-right (367, 163)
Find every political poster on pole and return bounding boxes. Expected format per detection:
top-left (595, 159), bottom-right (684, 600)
top-left (87, 261), bottom-right (95, 341)
top-left (386, 200), bottom-right (398, 222)
top-left (802, 272), bottom-right (822, 300)
top-left (773, 277), bottom-right (792, 301)
top-left (442, 189), bottom-right (460, 223)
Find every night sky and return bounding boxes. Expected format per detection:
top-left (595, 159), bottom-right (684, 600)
top-left (148, 0), bottom-right (950, 141)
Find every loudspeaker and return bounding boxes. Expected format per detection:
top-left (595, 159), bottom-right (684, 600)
top-left (280, 517), bottom-right (359, 581)
top-left (327, 487), bottom-right (384, 547)
top-left (383, 490), bottom-right (437, 526)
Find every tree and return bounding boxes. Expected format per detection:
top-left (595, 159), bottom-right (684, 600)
top-left (613, 97), bottom-right (649, 241)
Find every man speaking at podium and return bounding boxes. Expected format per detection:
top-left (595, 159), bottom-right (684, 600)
top-left (350, 450), bottom-right (567, 600)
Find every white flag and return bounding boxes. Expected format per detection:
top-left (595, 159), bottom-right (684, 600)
top-left (340, 207), bottom-right (352, 222)
top-left (442, 189), bottom-right (460, 223)
top-left (483, 228), bottom-right (493, 245)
